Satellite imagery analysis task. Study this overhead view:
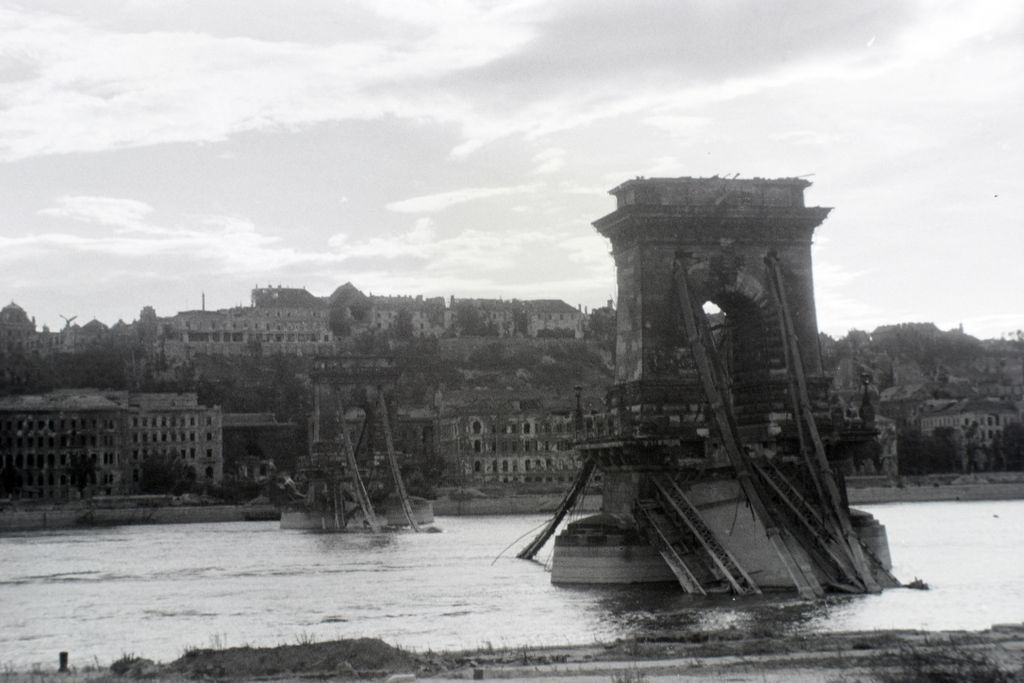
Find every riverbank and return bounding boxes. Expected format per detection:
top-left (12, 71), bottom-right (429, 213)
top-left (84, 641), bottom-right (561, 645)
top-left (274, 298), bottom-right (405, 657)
top-left (7, 623), bottom-right (1022, 681)
top-left (3, 476), bottom-right (1022, 532)
top-left (845, 473), bottom-right (1024, 505)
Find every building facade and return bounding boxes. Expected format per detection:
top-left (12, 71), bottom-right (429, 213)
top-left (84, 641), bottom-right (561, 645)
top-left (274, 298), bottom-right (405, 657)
top-left (0, 392), bottom-right (124, 499)
top-left (524, 300), bottom-right (584, 338)
top-left (368, 295), bottom-right (448, 337)
top-left (437, 399), bottom-right (581, 485)
top-left (0, 390), bottom-right (223, 500)
top-left (919, 398), bottom-right (1021, 447)
top-left (123, 393), bottom-right (223, 487)
top-left (163, 286), bottom-right (337, 359)
top-left (0, 302), bottom-right (37, 355)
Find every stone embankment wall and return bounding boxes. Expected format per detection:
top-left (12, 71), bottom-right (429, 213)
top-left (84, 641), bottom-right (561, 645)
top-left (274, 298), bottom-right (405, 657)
top-left (0, 504), bottom-right (279, 532)
top-left (3, 480), bottom-right (1021, 532)
top-left (847, 481), bottom-right (1024, 504)
top-left (432, 493), bottom-right (602, 516)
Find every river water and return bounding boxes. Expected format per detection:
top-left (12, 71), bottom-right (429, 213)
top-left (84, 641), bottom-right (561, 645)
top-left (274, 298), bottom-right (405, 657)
top-left (1, 500), bottom-right (1022, 669)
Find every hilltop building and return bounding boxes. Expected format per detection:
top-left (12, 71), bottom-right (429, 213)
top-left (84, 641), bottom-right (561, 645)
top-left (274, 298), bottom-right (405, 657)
top-left (450, 297), bottom-right (518, 337)
top-left (367, 295), bottom-right (448, 337)
top-left (0, 303), bottom-right (36, 355)
top-left (162, 285), bottom-right (337, 359)
top-left (523, 299), bottom-right (585, 338)
top-left (1, 285), bottom-right (595, 363)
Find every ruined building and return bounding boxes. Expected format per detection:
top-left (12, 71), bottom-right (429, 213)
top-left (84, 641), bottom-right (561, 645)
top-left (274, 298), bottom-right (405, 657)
top-left (0, 391), bottom-right (223, 500)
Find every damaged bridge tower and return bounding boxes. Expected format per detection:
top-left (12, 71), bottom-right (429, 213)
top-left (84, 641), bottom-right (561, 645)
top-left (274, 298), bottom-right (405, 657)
top-left (520, 176), bottom-right (897, 596)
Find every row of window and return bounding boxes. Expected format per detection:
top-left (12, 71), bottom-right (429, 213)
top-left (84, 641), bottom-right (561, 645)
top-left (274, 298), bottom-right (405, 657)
top-left (1, 433), bottom-right (116, 449)
top-left (182, 311), bottom-right (326, 330)
top-left (470, 439), bottom-right (572, 453)
top-left (1, 414), bottom-right (218, 433)
top-left (14, 471), bottom-right (114, 488)
top-left (131, 415), bottom-right (212, 428)
top-left (1, 447), bottom-right (219, 470)
top-left (3, 417), bottom-right (117, 433)
top-left (468, 420), bottom-right (575, 436)
top-left (185, 332), bottom-right (331, 343)
top-left (131, 431), bottom-right (214, 444)
top-left (130, 448), bottom-right (215, 460)
top-left (471, 457), bottom-right (573, 473)
top-left (469, 474), bottom-right (575, 484)
top-left (2, 452), bottom-right (107, 468)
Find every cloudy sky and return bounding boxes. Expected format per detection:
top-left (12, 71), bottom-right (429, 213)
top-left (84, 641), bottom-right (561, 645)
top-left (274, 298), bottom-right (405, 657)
top-left (1, 0), bottom-right (1021, 338)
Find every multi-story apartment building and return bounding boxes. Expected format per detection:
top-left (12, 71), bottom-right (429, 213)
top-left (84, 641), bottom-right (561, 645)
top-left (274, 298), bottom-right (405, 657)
top-left (368, 295), bottom-right (448, 337)
top-left (523, 300), bottom-right (585, 338)
top-left (163, 286), bottom-right (337, 359)
top-left (437, 398), bottom-right (581, 485)
top-left (0, 390), bottom-right (222, 500)
top-left (0, 391), bottom-right (123, 499)
top-left (122, 393), bottom-right (223, 487)
top-left (919, 398), bottom-right (1021, 447)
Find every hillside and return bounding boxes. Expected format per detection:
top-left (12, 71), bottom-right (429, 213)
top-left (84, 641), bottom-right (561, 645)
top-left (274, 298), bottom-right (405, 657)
top-left (821, 323), bottom-right (1023, 397)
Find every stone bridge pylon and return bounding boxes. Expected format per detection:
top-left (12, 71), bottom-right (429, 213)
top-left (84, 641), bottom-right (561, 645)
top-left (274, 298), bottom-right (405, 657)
top-left (519, 176), bottom-right (897, 597)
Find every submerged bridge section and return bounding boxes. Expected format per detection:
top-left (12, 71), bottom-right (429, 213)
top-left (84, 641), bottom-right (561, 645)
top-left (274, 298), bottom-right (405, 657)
top-left (286, 356), bottom-right (422, 532)
top-left (522, 176), bottom-right (897, 595)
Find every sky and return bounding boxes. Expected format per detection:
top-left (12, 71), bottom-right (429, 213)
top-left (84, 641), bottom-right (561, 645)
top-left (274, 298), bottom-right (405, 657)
top-left (0, 0), bottom-right (1021, 339)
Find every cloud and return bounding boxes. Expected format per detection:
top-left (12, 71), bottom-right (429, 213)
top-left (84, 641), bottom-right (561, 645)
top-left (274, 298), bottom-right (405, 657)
top-left (2, 0), bottom-right (1019, 165)
top-left (532, 147), bottom-right (564, 174)
top-left (641, 115), bottom-right (710, 139)
top-left (23, 196), bottom-right (570, 295)
top-left (26, 196), bottom-right (310, 269)
top-left (3, 1), bottom-right (1023, 338)
top-left (557, 234), bottom-right (611, 269)
top-left (0, 3), bottom-right (540, 161)
top-left (385, 184), bottom-right (540, 213)
top-left (37, 195), bottom-right (154, 228)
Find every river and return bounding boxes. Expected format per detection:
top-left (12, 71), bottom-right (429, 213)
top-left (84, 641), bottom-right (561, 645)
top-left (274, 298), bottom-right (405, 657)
top-left (1, 500), bottom-right (1021, 669)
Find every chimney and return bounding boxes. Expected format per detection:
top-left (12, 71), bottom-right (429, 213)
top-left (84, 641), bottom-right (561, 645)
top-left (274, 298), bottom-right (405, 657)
top-left (202, 292), bottom-right (205, 311)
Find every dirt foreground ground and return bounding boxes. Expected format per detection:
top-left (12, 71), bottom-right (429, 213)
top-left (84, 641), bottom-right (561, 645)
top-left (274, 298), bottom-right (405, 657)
top-left (4, 623), bottom-right (1023, 682)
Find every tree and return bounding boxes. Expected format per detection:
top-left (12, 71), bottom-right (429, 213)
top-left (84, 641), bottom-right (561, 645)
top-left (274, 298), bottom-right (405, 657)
top-left (1002, 423), bottom-right (1024, 471)
top-left (393, 308), bottom-right (415, 340)
top-left (963, 421), bottom-right (984, 471)
top-left (328, 306), bottom-right (352, 337)
top-left (68, 453), bottom-right (97, 497)
top-left (454, 302), bottom-right (493, 336)
top-left (897, 426), bottom-right (960, 475)
top-left (585, 305), bottom-right (616, 354)
top-left (0, 463), bottom-right (17, 496)
top-left (139, 455), bottom-right (180, 494)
